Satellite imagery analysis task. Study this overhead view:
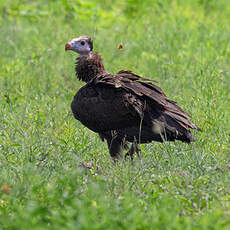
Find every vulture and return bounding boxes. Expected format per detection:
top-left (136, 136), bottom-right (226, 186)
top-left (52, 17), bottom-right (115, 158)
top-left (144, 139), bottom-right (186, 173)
top-left (65, 36), bottom-right (200, 160)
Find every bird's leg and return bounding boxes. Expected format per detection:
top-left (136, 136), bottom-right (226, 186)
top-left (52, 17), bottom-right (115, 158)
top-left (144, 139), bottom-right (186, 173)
top-left (104, 131), bottom-right (125, 160)
top-left (125, 137), bottom-right (141, 160)
top-left (125, 143), bottom-right (135, 161)
top-left (133, 136), bottom-right (141, 159)
top-left (100, 131), bottom-right (139, 161)
top-left (108, 138), bottom-right (124, 159)
top-left (134, 142), bottom-right (141, 160)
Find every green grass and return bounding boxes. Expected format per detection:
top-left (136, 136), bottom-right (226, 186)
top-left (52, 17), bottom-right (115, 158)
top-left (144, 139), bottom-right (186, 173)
top-left (0, 0), bottom-right (230, 229)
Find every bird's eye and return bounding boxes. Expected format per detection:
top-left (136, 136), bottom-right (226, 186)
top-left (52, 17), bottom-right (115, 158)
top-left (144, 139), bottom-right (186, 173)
top-left (81, 41), bottom-right (85, 46)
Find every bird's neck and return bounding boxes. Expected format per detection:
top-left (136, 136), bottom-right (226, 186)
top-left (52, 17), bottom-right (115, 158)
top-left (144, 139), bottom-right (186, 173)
top-left (75, 51), bottom-right (106, 83)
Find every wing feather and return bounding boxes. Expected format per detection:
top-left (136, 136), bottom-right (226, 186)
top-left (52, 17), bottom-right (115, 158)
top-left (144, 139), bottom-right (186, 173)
top-left (93, 71), bottom-right (199, 132)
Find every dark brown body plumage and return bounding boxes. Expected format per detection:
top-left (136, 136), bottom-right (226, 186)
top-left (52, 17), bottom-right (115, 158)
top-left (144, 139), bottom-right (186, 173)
top-left (70, 50), bottom-right (200, 159)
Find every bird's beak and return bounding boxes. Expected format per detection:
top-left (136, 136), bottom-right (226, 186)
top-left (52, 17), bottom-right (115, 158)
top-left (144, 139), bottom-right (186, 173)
top-left (65, 42), bottom-right (72, 51)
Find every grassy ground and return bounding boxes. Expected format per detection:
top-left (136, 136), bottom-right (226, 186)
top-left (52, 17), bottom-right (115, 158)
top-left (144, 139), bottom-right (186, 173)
top-left (0, 0), bottom-right (230, 229)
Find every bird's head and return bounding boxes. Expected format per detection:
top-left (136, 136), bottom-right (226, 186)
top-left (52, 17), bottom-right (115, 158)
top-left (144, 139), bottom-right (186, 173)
top-left (65, 36), bottom-right (93, 55)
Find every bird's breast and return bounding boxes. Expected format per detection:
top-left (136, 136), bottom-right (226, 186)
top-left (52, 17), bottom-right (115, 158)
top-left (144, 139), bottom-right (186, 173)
top-left (71, 85), bottom-right (141, 133)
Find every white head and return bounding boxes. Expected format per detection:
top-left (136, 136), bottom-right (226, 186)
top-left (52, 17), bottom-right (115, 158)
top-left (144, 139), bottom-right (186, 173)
top-left (65, 36), bottom-right (93, 55)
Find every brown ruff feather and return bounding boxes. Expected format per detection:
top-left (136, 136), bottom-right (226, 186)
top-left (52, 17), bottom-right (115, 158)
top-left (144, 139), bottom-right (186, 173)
top-left (75, 52), bottom-right (107, 82)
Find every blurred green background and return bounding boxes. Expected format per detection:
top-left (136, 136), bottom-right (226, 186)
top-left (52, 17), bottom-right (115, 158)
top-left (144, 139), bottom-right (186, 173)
top-left (0, 0), bottom-right (230, 229)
